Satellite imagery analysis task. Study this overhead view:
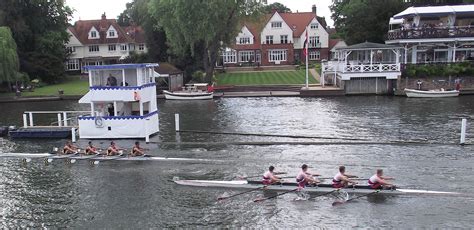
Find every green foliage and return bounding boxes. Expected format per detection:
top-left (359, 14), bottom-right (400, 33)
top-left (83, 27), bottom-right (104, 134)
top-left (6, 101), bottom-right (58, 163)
top-left (0, 27), bottom-right (21, 84)
top-left (262, 2), bottom-right (291, 13)
top-left (0, 0), bottom-right (72, 83)
top-left (403, 62), bottom-right (474, 78)
top-left (331, 0), bottom-right (407, 44)
top-left (191, 70), bottom-right (205, 83)
top-left (120, 51), bottom-right (151, 63)
top-left (149, 0), bottom-right (263, 83)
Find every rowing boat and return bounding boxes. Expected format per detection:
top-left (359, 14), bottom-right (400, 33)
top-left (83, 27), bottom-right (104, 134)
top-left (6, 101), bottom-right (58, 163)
top-left (0, 152), bottom-right (218, 162)
top-left (174, 179), bottom-right (461, 196)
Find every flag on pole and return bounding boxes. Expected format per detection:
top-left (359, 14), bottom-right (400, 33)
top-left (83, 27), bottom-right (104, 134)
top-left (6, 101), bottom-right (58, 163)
top-left (302, 29), bottom-right (308, 57)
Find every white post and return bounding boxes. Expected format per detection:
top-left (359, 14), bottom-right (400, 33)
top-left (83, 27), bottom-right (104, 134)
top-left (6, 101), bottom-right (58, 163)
top-left (122, 69), bottom-right (126, 86)
top-left (63, 112), bottom-right (68, 126)
top-left (460, 118), bottom-right (467, 145)
top-left (305, 39), bottom-right (309, 89)
top-left (29, 112), bottom-right (33, 127)
top-left (145, 118), bottom-right (150, 143)
top-left (57, 113), bottom-right (62, 127)
top-left (23, 113), bottom-right (28, 128)
top-left (71, 128), bottom-right (76, 143)
top-left (175, 113), bottom-right (180, 132)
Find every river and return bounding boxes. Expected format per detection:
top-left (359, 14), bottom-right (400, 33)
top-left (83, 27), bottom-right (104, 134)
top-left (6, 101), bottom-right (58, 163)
top-left (0, 96), bottom-right (473, 228)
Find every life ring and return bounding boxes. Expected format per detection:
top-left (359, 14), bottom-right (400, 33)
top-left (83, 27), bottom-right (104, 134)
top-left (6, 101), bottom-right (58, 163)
top-left (95, 116), bottom-right (104, 128)
top-left (134, 91), bottom-right (141, 101)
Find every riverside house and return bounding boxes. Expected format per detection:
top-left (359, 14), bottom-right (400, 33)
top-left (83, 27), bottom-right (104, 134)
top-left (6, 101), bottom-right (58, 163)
top-left (219, 5), bottom-right (330, 67)
top-left (65, 13), bottom-right (147, 73)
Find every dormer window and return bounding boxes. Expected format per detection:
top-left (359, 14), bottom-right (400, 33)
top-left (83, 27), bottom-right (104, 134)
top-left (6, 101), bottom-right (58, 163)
top-left (106, 25), bottom-right (118, 38)
top-left (109, 30), bottom-right (115, 37)
top-left (88, 27), bottom-right (100, 39)
top-left (91, 31), bottom-right (97, 38)
top-left (239, 37), bottom-right (250, 44)
top-left (311, 23), bottom-right (318, 29)
top-left (271, 21), bottom-right (282, 28)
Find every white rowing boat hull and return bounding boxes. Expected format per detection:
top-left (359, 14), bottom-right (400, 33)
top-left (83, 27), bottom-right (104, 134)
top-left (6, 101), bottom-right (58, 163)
top-left (174, 180), bottom-right (461, 196)
top-left (404, 88), bottom-right (459, 98)
top-left (163, 90), bottom-right (213, 100)
top-left (0, 153), bottom-right (217, 162)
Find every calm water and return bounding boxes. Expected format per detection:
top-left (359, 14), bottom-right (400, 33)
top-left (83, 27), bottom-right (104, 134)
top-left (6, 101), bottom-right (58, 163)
top-left (1, 96), bottom-right (474, 228)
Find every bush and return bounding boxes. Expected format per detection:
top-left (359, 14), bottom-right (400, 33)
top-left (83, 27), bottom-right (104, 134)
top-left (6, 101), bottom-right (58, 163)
top-left (191, 70), bottom-right (205, 83)
top-left (402, 62), bottom-right (474, 78)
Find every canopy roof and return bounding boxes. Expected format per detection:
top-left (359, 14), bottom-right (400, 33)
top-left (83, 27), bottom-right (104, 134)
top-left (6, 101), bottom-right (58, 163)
top-left (393, 5), bottom-right (474, 19)
top-left (84, 63), bottom-right (159, 70)
top-left (336, 42), bottom-right (399, 51)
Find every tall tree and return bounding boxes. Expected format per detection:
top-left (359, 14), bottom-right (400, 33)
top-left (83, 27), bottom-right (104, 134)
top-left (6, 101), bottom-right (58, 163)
top-left (331, 0), bottom-right (407, 44)
top-left (0, 27), bottom-right (20, 87)
top-left (149, 0), bottom-right (262, 82)
top-left (262, 2), bottom-right (291, 13)
top-left (0, 0), bottom-right (72, 83)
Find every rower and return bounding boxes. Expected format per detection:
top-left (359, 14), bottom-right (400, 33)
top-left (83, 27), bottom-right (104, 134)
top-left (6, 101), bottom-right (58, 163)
top-left (368, 169), bottom-right (395, 189)
top-left (262, 166), bottom-right (282, 185)
top-left (63, 141), bottom-right (78, 155)
top-left (85, 141), bottom-right (99, 155)
top-left (107, 141), bottom-right (122, 156)
top-left (332, 166), bottom-right (358, 188)
top-left (131, 141), bottom-right (145, 157)
top-left (296, 164), bottom-right (320, 188)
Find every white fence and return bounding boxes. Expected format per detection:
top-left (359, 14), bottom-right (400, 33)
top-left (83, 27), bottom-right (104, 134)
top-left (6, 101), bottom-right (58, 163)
top-left (322, 62), bottom-right (400, 73)
top-left (22, 111), bottom-right (90, 128)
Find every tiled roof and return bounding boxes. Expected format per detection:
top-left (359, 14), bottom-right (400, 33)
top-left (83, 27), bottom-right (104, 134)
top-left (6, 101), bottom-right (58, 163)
top-left (329, 39), bottom-right (343, 50)
top-left (280, 12), bottom-right (316, 38)
top-left (69, 16), bottom-right (143, 45)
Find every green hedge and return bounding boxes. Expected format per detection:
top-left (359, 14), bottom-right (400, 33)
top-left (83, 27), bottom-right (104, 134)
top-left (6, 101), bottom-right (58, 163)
top-left (403, 62), bottom-right (474, 78)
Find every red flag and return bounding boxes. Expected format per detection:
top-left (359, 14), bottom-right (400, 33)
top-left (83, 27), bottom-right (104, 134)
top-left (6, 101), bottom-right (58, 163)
top-left (303, 29), bottom-right (308, 56)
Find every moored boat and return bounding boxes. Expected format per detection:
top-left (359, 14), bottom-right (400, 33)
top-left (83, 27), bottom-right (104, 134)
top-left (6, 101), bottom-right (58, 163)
top-left (174, 179), bottom-right (461, 196)
top-left (163, 83), bottom-right (213, 100)
top-left (404, 88), bottom-right (459, 98)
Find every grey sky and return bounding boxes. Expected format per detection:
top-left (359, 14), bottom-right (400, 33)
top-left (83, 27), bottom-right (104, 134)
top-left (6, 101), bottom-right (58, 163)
top-left (66, 0), bottom-right (333, 26)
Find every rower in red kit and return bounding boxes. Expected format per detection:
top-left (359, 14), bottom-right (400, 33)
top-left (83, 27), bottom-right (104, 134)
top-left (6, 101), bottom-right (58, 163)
top-left (262, 166), bottom-right (282, 185)
top-left (296, 164), bottom-right (320, 188)
top-left (368, 169), bottom-right (395, 189)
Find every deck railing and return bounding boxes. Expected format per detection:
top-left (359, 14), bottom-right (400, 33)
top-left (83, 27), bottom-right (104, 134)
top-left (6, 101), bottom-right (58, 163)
top-left (22, 111), bottom-right (90, 128)
top-left (387, 26), bottom-right (474, 40)
top-left (322, 62), bottom-right (401, 73)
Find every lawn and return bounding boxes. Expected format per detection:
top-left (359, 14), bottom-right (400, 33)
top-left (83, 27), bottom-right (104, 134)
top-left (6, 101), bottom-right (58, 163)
top-left (0, 75), bottom-right (89, 97)
top-left (216, 70), bottom-right (318, 86)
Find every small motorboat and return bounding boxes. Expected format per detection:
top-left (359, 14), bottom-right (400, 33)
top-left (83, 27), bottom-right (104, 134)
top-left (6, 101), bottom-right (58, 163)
top-left (404, 88), bottom-right (459, 98)
top-left (163, 83), bottom-right (213, 100)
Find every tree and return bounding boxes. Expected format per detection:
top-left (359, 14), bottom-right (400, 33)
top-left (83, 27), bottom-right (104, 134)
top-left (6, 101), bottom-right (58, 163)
top-left (331, 0), bottom-right (407, 44)
top-left (0, 27), bottom-right (20, 87)
top-left (0, 0), bottom-right (72, 83)
top-left (262, 2), bottom-right (291, 13)
top-left (149, 0), bottom-right (262, 83)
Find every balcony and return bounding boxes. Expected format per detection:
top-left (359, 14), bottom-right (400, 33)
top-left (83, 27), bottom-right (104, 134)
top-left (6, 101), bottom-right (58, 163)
top-left (387, 26), bottom-right (474, 40)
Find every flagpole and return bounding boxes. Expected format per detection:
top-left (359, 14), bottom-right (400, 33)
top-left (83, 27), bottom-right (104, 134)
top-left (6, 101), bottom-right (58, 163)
top-left (305, 27), bottom-right (309, 89)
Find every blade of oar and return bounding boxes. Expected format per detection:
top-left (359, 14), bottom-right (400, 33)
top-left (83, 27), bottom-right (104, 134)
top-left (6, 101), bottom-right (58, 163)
top-left (332, 190), bottom-right (380, 206)
top-left (218, 186), bottom-right (267, 201)
top-left (309, 189), bottom-right (341, 200)
top-left (253, 188), bottom-right (299, 202)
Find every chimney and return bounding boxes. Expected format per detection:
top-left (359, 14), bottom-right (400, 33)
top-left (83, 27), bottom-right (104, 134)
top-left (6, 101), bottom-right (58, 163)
top-left (312, 5), bottom-right (317, 15)
top-left (101, 12), bottom-right (106, 20)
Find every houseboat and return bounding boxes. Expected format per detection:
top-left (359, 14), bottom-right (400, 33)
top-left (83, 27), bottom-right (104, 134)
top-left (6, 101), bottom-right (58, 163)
top-left (78, 63), bottom-right (159, 139)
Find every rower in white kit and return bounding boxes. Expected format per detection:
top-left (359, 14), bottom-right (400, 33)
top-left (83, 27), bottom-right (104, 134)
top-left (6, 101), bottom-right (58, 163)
top-left (368, 169), bottom-right (396, 189)
top-left (262, 166), bottom-right (282, 185)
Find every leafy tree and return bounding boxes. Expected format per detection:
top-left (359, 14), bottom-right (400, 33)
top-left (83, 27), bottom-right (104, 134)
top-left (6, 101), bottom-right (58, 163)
top-left (0, 0), bottom-right (72, 83)
top-left (262, 2), bottom-right (291, 13)
top-left (331, 0), bottom-right (407, 44)
top-left (0, 27), bottom-right (20, 87)
top-left (149, 0), bottom-right (262, 83)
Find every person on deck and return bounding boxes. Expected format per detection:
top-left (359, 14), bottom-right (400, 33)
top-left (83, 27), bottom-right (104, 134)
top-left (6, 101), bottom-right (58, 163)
top-left (85, 141), bottom-right (99, 155)
top-left (106, 74), bottom-right (117, 86)
top-left (332, 166), bottom-right (358, 188)
top-left (63, 141), bottom-right (78, 154)
top-left (262, 166), bottom-right (282, 185)
top-left (107, 141), bottom-right (122, 156)
top-left (368, 169), bottom-right (395, 189)
top-left (131, 141), bottom-right (145, 157)
top-left (296, 164), bottom-right (320, 188)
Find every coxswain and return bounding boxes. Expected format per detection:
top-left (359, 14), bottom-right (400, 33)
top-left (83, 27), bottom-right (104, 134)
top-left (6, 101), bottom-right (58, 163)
top-left (131, 141), bottom-right (145, 157)
top-left (262, 166), bottom-right (282, 185)
top-left (332, 166), bottom-right (358, 188)
top-left (63, 141), bottom-right (78, 154)
top-left (107, 141), bottom-right (122, 156)
top-left (296, 164), bottom-right (320, 188)
top-left (85, 141), bottom-right (99, 155)
top-left (368, 169), bottom-right (395, 189)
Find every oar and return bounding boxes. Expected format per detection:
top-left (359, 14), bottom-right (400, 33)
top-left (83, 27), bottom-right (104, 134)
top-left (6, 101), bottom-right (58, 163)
top-left (332, 190), bottom-right (380, 206)
top-left (309, 189), bottom-right (341, 200)
top-left (91, 150), bottom-right (125, 165)
top-left (238, 172), bottom-right (287, 180)
top-left (217, 181), bottom-right (283, 201)
top-left (253, 188), bottom-right (299, 202)
top-left (47, 150), bottom-right (81, 163)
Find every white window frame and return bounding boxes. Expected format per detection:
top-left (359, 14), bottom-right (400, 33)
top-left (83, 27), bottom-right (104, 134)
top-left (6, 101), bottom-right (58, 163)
top-left (66, 59), bottom-right (80, 71)
top-left (309, 50), bottom-right (321, 60)
top-left (239, 37), bottom-right (251, 44)
top-left (280, 35), bottom-right (288, 44)
top-left (66, 46), bottom-right (76, 53)
top-left (108, 44), bottom-right (116, 52)
top-left (138, 44), bottom-right (145, 51)
top-left (310, 23), bottom-right (318, 29)
top-left (309, 36), bottom-right (320, 48)
top-left (238, 50), bottom-right (255, 63)
top-left (266, 35), bottom-right (273, 44)
top-left (89, 45), bottom-right (99, 52)
top-left (108, 30), bottom-right (115, 37)
top-left (121, 44), bottom-right (128, 51)
top-left (90, 31), bottom-right (97, 38)
top-left (222, 50), bottom-right (237, 64)
top-left (271, 21), bottom-right (282, 28)
top-left (268, 49), bottom-right (288, 62)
